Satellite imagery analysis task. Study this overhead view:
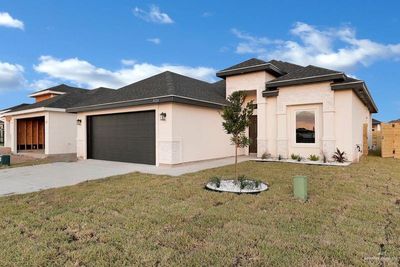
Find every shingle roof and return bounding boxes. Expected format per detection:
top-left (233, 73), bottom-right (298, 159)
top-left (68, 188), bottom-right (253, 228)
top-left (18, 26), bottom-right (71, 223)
top-left (267, 65), bottom-right (343, 84)
top-left (5, 84), bottom-right (90, 113)
top-left (1, 103), bottom-right (30, 112)
top-left (33, 84), bottom-right (87, 94)
top-left (218, 58), bottom-right (267, 72)
top-left (68, 71), bottom-right (228, 111)
top-left (5, 58), bottom-right (378, 114)
top-left (372, 118), bottom-right (381, 125)
top-left (267, 60), bottom-right (304, 74)
top-left (216, 58), bottom-right (284, 78)
top-left (9, 91), bottom-right (90, 113)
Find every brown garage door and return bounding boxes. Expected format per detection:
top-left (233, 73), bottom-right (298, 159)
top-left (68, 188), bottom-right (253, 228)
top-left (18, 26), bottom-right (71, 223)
top-left (87, 111), bottom-right (156, 165)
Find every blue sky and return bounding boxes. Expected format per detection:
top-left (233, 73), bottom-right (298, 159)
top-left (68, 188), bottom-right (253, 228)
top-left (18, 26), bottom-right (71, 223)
top-left (1, 0), bottom-right (399, 121)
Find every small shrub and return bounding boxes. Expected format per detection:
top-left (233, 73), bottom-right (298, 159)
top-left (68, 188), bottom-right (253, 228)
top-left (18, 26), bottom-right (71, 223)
top-left (332, 148), bottom-right (347, 163)
top-left (254, 180), bottom-right (262, 189)
top-left (209, 176), bottom-right (221, 188)
top-left (261, 152), bottom-right (271, 160)
top-left (238, 175), bottom-right (255, 190)
top-left (297, 156), bottom-right (302, 162)
top-left (308, 154), bottom-right (320, 161)
top-left (291, 153), bottom-right (300, 160)
top-left (278, 155), bottom-right (282, 161)
top-left (323, 154), bottom-right (327, 163)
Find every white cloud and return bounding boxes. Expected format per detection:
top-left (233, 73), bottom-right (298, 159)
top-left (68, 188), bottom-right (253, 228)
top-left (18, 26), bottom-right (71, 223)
top-left (121, 59), bottom-right (136, 66)
top-left (232, 22), bottom-right (400, 71)
top-left (202, 12), bottom-right (213, 17)
top-left (231, 28), bottom-right (280, 55)
top-left (34, 56), bottom-right (217, 88)
top-left (0, 12), bottom-right (24, 30)
top-left (133, 5), bottom-right (174, 24)
top-left (0, 61), bottom-right (26, 92)
top-left (29, 79), bottom-right (58, 91)
top-left (147, 38), bottom-right (161, 44)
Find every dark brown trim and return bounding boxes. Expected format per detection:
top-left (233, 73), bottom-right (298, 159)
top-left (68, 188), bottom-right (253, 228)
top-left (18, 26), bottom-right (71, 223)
top-left (216, 63), bottom-right (285, 78)
top-left (262, 90), bottom-right (279, 97)
top-left (265, 73), bottom-right (345, 89)
top-left (67, 96), bottom-right (226, 113)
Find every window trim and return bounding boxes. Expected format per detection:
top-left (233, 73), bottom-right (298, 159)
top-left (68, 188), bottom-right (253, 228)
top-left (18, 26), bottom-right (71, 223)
top-left (292, 107), bottom-right (320, 148)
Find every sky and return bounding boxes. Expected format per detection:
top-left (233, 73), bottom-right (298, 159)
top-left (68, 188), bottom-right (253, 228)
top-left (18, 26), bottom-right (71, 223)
top-left (1, 0), bottom-right (400, 121)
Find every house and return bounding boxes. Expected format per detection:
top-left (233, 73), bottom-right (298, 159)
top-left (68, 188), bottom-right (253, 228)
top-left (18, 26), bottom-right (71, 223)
top-left (372, 118), bottom-right (382, 132)
top-left (0, 121), bottom-right (3, 146)
top-left (0, 58), bottom-right (377, 165)
top-left (372, 118), bottom-right (382, 150)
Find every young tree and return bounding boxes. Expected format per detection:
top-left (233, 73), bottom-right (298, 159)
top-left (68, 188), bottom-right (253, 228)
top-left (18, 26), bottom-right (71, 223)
top-left (221, 91), bottom-right (254, 179)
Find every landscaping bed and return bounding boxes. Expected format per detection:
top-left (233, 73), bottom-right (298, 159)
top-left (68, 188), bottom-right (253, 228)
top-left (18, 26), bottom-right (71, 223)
top-left (206, 178), bottom-right (269, 193)
top-left (252, 158), bottom-right (352, 166)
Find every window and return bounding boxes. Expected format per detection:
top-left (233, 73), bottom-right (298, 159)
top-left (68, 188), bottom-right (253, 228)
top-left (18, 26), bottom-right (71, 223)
top-left (296, 111), bottom-right (315, 143)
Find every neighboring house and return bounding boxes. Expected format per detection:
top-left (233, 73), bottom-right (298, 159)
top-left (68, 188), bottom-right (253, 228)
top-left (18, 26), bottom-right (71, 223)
top-left (0, 104), bottom-right (29, 148)
top-left (0, 58), bottom-right (377, 165)
top-left (372, 118), bottom-right (382, 150)
top-left (389, 118), bottom-right (400, 123)
top-left (0, 121), bottom-right (3, 146)
top-left (372, 119), bottom-right (382, 132)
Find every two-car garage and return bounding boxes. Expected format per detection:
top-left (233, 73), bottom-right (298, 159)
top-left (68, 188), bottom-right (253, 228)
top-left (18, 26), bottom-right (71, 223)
top-left (86, 110), bottom-right (156, 165)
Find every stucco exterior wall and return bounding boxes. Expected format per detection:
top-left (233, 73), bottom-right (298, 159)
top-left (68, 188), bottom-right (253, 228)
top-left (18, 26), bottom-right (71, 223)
top-left (226, 71), bottom-right (276, 156)
top-left (225, 71), bottom-right (372, 162)
top-left (170, 103), bottom-right (237, 164)
top-left (76, 103), bottom-right (236, 165)
top-left (7, 111), bottom-right (77, 155)
top-left (47, 112), bottom-right (77, 154)
top-left (351, 91), bottom-right (372, 159)
top-left (334, 90), bottom-right (353, 159)
top-left (4, 118), bottom-right (11, 148)
top-left (275, 82), bottom-right (335, 159)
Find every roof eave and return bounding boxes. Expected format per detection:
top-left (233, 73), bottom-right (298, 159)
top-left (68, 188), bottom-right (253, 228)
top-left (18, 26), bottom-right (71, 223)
top-left (4, 107), bottom-right (66, 116)
top-left (265, 73), bottom-right (345, 89)
top-left (29, 90), bottom-right (66, 98)
top-left (67, 95), bottom-right (226, 113)
top-left (216, 63), bottom-right (285, 78)
top-left (262, 90), bottom-right (279, 97)
top-left (331, 82), bottom-right (378, 113)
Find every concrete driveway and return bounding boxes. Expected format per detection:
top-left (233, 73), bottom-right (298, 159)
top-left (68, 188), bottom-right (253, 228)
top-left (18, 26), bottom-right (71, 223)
top-left (0, 156), bottom-right (249, 196)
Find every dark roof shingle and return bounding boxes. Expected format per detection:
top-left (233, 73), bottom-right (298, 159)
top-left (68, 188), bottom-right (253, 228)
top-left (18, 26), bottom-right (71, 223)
top-left (267, 65), bottom-right (343, 84)
top-left (67, 71), bottom-right (228, 111)
top-left (218, 58), bottom-right (267, 72)
top-left (33, 84), bottom-right (87, 94)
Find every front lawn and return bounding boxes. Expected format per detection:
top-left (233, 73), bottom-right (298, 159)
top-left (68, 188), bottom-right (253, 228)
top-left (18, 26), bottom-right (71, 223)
top-left (0, 156), bottom-right (399, 266)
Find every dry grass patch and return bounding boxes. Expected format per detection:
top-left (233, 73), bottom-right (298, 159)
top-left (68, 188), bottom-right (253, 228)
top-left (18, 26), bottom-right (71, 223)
top-left (0, 156), bottom-right (399, 266)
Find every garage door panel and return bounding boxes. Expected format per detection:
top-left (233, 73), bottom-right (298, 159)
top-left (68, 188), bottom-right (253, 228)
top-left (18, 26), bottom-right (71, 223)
top-left (88, 111), bottom-right (155, 165)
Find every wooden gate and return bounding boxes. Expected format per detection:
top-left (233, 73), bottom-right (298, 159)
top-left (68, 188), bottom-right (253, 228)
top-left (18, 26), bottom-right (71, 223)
top-left (381, 123), bottom-right (400, 159)
top-left (363, 123), bottom-right (368, 156)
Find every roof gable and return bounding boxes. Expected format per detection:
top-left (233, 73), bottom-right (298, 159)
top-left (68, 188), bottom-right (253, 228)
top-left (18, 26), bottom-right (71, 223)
top-left (218, 58), bottom-right (267, 72)
top-left (216, 58), bottom-right (284, 78)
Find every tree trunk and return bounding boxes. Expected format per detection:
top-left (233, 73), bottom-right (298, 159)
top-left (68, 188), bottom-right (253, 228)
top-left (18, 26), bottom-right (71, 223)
top-left (235, 144), bottom-right (238, 179)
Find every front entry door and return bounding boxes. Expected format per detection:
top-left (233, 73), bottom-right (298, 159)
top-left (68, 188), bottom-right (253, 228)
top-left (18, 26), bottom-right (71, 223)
top-left (249, 115), bottom-right (257, 153)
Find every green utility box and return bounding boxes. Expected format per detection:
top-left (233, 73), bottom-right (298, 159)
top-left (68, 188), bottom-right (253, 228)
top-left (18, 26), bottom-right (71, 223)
top-left (293, 175), bottom-right (308, 201)
top-left (1, 155), bottom-right (11, 166)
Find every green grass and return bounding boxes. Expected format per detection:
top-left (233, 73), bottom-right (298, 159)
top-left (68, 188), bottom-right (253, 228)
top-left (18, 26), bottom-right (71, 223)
top-left (0, 156), bottom-right (399, 266)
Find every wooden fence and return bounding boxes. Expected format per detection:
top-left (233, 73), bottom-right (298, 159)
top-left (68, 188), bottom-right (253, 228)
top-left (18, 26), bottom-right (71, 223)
top-left (381, 123), bottom-right (400, 159)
